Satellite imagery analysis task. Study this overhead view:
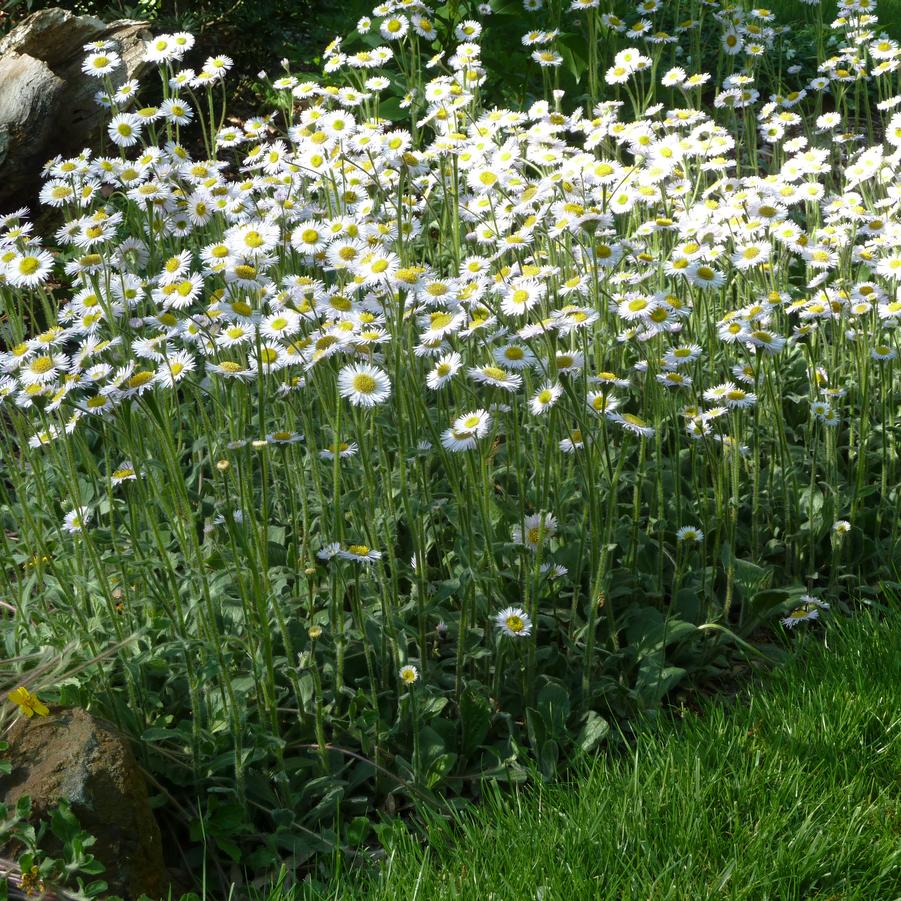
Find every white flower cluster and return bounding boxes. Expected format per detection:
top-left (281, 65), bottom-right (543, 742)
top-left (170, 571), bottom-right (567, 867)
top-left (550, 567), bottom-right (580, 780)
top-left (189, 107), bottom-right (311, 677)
top-left (0, 0), bottom-right (897, 567)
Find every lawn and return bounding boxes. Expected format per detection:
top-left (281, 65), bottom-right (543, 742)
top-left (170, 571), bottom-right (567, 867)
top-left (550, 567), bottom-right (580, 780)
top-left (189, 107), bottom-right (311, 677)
top-left (310, 611), bottom-right (901, 900)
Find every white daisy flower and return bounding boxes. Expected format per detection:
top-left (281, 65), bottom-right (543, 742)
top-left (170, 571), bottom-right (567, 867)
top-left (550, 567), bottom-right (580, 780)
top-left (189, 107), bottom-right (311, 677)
top-left (338, 363), bottom-right (392, 407)
top-left (495, 606), bottom-right (532, 638)
top-left (63, 506), bottom-right (92, 534)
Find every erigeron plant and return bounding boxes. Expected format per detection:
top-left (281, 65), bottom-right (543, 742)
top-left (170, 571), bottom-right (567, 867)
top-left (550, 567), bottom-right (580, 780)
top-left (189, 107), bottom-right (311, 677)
top-left (0, 0), bottom-right (899, 874)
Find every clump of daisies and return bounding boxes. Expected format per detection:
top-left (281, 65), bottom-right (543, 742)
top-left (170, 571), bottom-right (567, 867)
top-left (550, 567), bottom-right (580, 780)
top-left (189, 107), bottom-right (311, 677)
top-left (0, 0), bottom-right (899, 871)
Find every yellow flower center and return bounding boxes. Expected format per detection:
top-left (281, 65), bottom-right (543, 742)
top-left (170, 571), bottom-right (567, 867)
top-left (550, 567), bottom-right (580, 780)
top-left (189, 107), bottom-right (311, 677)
top-left (128, 371), bottom-right (153, 388)
top-left (505, 614), bottom-right (525, 633)
top-left (353, 373), bottom-right (377, 393)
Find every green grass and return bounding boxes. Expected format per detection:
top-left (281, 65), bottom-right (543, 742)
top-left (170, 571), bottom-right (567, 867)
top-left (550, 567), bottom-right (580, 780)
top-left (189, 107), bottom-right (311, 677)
top-left (295, 611), bottom-right (901, 900)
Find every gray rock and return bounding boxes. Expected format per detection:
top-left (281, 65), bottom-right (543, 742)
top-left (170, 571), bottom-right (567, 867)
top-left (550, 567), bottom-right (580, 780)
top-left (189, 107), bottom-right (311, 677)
top-left (0, 7), bottom-right (152, 214)
top-left (1, 707), bottom-right (167, 900)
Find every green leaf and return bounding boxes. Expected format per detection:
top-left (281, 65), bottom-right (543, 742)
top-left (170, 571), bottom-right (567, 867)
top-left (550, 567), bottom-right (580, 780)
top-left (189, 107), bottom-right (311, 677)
top-left (460, 688), bottom-right (492, 758)
top-left (537, 683), bottom-right (570, 737)
top-left (140, 726), bottom-right (182, 743)
top-left (558, 34), bottom-right (588, 83)
top-left (525, 706), bottom-right (545, 753)
top-left (577, 711), bottom-right (610, 753)
top-left (426, 753), bottom-right (457, 788)
top-left (748, 588), bottom-right (791, 621)
top-left (539, 739), bottom-right (559, 780)
top-left (624, 607), bottom-right (698, 658)
top-left (419, 696), bottom-right (449, 718)
top-left (634, 659), bottom-right (687, 707)
top-left (345, 816), bottom-right (371, 846)
top-left (490, 0), bottom-right (526, 14)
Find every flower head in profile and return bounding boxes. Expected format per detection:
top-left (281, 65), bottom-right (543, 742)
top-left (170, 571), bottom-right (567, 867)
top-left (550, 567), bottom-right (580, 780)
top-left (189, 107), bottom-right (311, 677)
top-left (339, 543), bottom-right (382, 563)
top-left (319, 441), bottom-right (358, 461)
top-left (676, 526), bottom-right (704, 543)
top-left (338, 363), bottom-right (392, 407)
top-left (317, 542), bottom-right (341, 560)
top-left (111, 461), bottom-right (139, 485)
top-left (781, 596), bottom-right (829, 629)
top-left (495, 606), bottom-right (532, 638)
top-left (8, 686), bottom-right (49, 718)
top-left (832, 519), bottom-right (851, 535)
top-left (608, 411), bottom-right (655, 438)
